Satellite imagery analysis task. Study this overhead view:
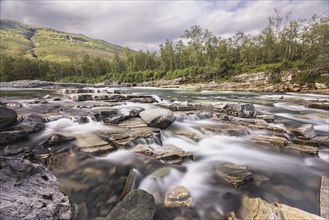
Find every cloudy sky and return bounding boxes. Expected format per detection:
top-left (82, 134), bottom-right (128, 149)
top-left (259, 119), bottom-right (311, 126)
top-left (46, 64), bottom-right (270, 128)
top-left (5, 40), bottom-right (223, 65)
top-left (1, 0), bottom-right (328, 51)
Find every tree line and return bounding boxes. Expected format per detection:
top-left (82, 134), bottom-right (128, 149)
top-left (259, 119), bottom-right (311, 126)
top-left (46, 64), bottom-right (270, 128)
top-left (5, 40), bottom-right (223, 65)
top-left (1, 11), bottom-right (328, 84)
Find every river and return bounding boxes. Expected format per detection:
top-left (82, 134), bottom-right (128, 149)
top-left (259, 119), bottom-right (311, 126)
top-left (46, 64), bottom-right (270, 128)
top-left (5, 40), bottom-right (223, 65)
top-left (1, 87), bottom-right (328, 219)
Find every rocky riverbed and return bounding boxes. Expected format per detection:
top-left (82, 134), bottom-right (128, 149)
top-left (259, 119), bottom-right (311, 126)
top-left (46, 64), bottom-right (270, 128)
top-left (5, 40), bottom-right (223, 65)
top-left (0, 84), bottom-right (328, 219)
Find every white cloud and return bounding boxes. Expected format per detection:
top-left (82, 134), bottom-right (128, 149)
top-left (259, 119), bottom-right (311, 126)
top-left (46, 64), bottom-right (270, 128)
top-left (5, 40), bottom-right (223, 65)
top-left (0, 0), bottom-right (327, 51)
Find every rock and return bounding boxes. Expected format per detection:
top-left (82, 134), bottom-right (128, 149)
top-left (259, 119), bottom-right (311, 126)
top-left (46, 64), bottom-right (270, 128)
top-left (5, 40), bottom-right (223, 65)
top-left (106, 127), bottom-right (161, 149)
top-left (119, 106), bottom-right (145, 117)
top-left (0, 107), bottom-right (17, 131)
top-left (315, 82), bottom-right (327, 89)
top-left (105, 189), bottom-right (156, 220)
top-left (154, 146), bottom-right (193, 164)
top-left (154, 206), bottom-right (200, 220)
top-left (119, 169), bottom-right (138, 200)
top-left (312, 136), bottom-right (329, 148)
top-left (256, 114), bottom-right (275, 122)
top-left (320, 176), bottom-right (329, 219)
top-left (15, 113), bottom-right (44, 133)
top-left (43, 94), bottom-right (51, 99)
top-left (306, 102), bottom-right (329, 111)
top-left (251, 135), bottom-right (288, 150)
top-left (0, 130), bottom-right (29, 145)
top-left (79, 144), bottom-right (115, 156)
top-left (139, 108), bottom-right (176, 129)
top-left (118, 118), bottom-right (148, 128)
top-left (99, 109), bottom-right (129, 124)
top-left (40, 134), bottom-right (76, 147)
top-left (212, 103), bottom-right (256, 118)
top-left (240, 196), bottom-right (325, 220)
top-left (215, 163), bottom-right (253, 188)
top-left (164, 185), bottom-right (193, 208)
top-left (129, 146), bottom-right (154, 156)
top-left (285, 143), bottom-right (318, 155)
top-left (290, 124), bottom-right (316, 139)
top-left (0, 156), bottom-right (72, 219)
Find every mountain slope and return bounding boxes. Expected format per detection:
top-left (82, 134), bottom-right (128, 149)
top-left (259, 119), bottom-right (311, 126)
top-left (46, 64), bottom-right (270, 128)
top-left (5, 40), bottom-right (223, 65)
top-left (0, 19), bottom-right (127, 61)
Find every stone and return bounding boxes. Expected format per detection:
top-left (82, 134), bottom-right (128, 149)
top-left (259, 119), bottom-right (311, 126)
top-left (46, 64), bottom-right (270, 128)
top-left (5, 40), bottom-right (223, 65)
top-left (251, 135), bottom-right (288, 150)
top-left (139, 108), bottom-right (176, 129)
top-left (0, 156), bottom-right (72, 219)
top-left (118, 118), bottom-right (148, 128)
top-left (290, 124), bottom-right (316, 139)
top-left (80, 144), bottom-right (115, 156)
top-left (154, 146), bottom-right (193, 164)
top-left (15, 113), bottom-right (44, 133)
top-left (100, 109), bottom-right (129, 124)
top-left (0, 106), bottom-right (17, 131)
top-left (129, 146), bottom-right (154, 156)
top-left (105, 189), bottom-right (156, 220)
top-left (285, 143), bottom-right (318, 155)
top-left (0, 130), bottom-right (29, 145)
top-left (320, 176), bottom-right (329, 219)
top-left (315, 82), bottom-right (327, 89)
top-left (164, 185), bottom-right (193, 208)
top-left (215, 163), bottom-right (253, 188)
top-left (306, 102), bottom-right (329, 111)
top-left (240, 196), bottom-right (325, 220)
top-left (256, 114), bottom-right (275, 122)
top-left (40, 134), bottom-right (76, 147)
top-left (212, 103), bottom-right (256, 118)
top-left (106, 127), bottom-right (161, 149)
top-left (312, 136), bottom-right (329, 148)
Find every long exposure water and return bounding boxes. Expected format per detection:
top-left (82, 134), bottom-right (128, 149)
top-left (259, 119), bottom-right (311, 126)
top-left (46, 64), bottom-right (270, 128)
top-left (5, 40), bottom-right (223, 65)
top-left (1, 87), bottom-right (328, 219)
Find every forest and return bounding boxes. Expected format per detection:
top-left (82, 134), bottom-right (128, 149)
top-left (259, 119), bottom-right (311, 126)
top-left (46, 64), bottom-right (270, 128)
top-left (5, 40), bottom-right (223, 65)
top-left (1, 12), bottom-right (328, 85)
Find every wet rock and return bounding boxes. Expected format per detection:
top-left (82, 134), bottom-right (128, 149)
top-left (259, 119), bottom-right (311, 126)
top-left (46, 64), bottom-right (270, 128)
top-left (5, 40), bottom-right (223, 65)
top-left (175, 111), bottom-right (212, 122)
top-left (140, 107), bottom-right (176, 129)
top-left (251, 135), bottom-right (288, 149)
top-left (154, 146), bottom-right (193, 164)
top-left (105, 189), bottom-right (156, 220)
top-left (0, 130), bottom-right (29, 145)
top-left (320, 176), bottom-right (329, 219)
top-left (285, 143), bottom-right (318, 155)
top-left (199, 124), bottom-right (250, 137)
top-left (164, 185), bottom-right (193, 208)
top-left (215, 163), bottom-right (253, 188)
top-left (106, 127), bottom-right (161, 149)
top-left (212, 103), bottom-right (256, 118)
top-left (0, 106), bottom-right (17, 131)
top-left (290, 124), bottom-right (316, 139)
top-left (43, 94), bottom-right (51, 99)
top-left (100, 109), bottom-right (129, 124)
top-left (240, 196), bottom-right (325, 220)
top-left (118, 118), bottom-right (148, 128)
top-left (52, 97), bottom-right (61, 101)
top-left (0, 156), bottom-right (72, 219)
top-left (119, 106), bottom-right (145, 117)
top-left (15, 113), bottom-right (44, 133)
top-left (305, 102), bottom-right (329, 111)
top-left (79, 144), bottom-right (115, 156)
top-left (40, 134), bottom-right (76, 147)
top-left (312, 136), bottom-right (329, 148)
top-left (119, 169), bottom-right (138, 200)
top-left (129, 145), bottom-right (154, 156)
top-left (154, 206), bottom-right (200, 220)
top-left (256, 114), bottom-right (275, 122)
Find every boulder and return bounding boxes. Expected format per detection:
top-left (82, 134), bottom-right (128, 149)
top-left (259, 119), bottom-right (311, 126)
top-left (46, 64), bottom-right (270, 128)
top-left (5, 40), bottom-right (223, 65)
top-left (105, 189), bottom-right (156, 220)
top-left (139, 108), bottom-right (176, 129)
top-left (320, 176), bottom-right (329, 219)
top-left (215, 163), bottom-right (253, 188)
top-left (0, 107), bottom-right (17, 131)
top-left (15, 113), bottom-right (44, 133)
top-left (290, 124), bottom-right (316, 139)
top-left (164, 185), bottom-right (193, 208)
top-left (240, 196), bottom-right (325, 220)
top-left (315, 82), bottom-right (327, 89)
top-left (0, 130), bottom-right (29, 145)
top-left (0, 156), bottom-right (72, 219)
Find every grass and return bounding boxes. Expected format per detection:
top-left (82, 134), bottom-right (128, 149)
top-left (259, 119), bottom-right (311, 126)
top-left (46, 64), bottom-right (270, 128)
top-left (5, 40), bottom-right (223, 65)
top-left (0, 19), bottom-right (127, 62)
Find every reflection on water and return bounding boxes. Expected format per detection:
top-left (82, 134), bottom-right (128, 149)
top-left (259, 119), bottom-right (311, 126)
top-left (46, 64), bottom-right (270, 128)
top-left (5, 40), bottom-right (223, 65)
top-left (1, 87), bottom-right (328, 218)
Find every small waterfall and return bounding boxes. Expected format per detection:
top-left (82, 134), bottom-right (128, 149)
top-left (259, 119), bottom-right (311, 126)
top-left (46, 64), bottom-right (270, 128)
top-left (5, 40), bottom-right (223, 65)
top-left (175, 112), bottom-right (212, 122)
top-left (133, 136), bottom-right (162, 146)
top-left (43, 115), bottom-right (64, 123)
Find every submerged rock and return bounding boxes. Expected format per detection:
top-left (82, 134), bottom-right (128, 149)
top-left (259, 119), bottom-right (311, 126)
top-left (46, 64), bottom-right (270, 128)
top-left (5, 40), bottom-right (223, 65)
top-left (164, 185), bottom-right (193, 208)
top-left (240, 196), bottom-right (325, 220)
top-left (139, 108), bottom-right (176, 129)
top-left (290, 124), bottom-right (316, 139)
top-left (0, 156), bottom-right (72, 219)
top-left (105, 189), bottom-right (156, 220)
top-left (15, 113), bottom-right (44, 133)
top-left (0, 107), bottom-right (17, 131)
top-left (215, 163), bottom-right (253, 188)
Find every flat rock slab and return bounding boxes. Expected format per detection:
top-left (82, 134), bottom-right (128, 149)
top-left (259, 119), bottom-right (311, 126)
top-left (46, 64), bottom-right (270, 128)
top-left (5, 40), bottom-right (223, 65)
top-left (240, 196), bottom-right (325, 220)
top-left (68, 93), bottom-right (156, 103)
top-left (215, 163), bottom-right (253, 188)
top-left (320, 176), bottom-right (329, 219)
top-left (0, 156), bottom-right (72, 219)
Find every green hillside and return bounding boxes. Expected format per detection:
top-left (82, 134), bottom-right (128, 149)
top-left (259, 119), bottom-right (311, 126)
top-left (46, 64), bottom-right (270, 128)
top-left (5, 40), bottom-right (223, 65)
top-left (0, 19), bottom-right (126, 61)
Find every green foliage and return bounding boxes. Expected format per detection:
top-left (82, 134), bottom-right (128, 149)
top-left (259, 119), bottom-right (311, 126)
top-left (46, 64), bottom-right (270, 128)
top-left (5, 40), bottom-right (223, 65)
top-left (1, 12), bottom-right (328, 85)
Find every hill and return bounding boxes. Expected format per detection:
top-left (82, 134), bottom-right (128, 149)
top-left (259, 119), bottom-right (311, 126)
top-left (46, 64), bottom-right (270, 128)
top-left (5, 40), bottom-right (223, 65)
top-left (0, 19), bottom-right (127, 61)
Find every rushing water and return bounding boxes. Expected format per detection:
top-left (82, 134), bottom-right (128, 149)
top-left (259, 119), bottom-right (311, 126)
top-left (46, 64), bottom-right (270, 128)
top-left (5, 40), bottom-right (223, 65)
top-left (1, 87), bottom-right (328, 218)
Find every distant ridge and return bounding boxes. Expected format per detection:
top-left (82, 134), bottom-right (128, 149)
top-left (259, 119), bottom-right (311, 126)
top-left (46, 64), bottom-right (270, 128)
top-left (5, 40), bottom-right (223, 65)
top-left (0, 19), bottom-right (129, 61)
